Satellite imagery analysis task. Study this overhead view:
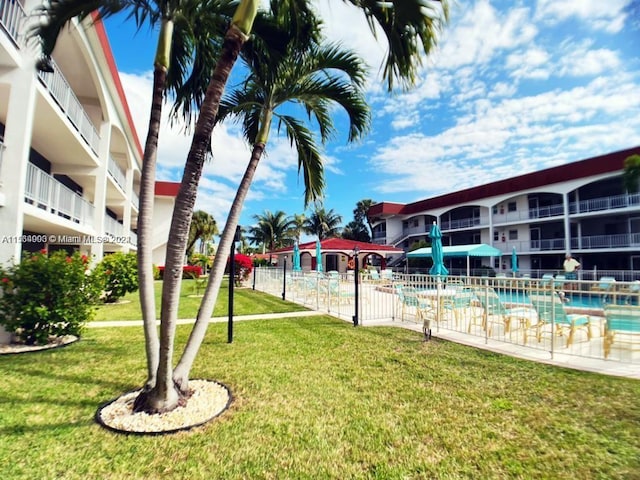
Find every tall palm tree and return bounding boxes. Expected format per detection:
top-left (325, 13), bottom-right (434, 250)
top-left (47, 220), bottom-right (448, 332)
top-left (31, 0), bottom-right (233, 403)
top-left (354, 198), bottom-right (375, 238)
top-left (342, 220), bottom-right (371, 242)
top-left (187, 210), bottom-right (218, 257)
top-left (247, 210), bottom-right (293, 260)
top-left (287, 213), bottom-right (307, 244)
top-left (172, 31), bottom-right (369, 385)
top-left (304, 207), bottom-right (344, 240)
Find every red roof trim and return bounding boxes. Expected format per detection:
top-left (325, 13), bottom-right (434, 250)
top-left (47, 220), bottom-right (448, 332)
top-left (370, 146), bottom-right (640, 216)
top-left (92, 13), bottom-right (143, 158)
top-left (155, 181), bottom-right (180, 197)
top-left (274, 238), bottom-right (403, 254)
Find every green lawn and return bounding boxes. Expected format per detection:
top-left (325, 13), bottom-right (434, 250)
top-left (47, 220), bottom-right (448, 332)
top-left (0, 310), bottom-right (638, 479)
top-left (93, 278), bottom-right (308, 321)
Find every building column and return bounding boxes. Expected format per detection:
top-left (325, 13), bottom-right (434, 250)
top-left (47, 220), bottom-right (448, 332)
top-left (0, 67), bottom-right (38, 265)
top-left (90, 121), bottom-right (110, 262)
top-left (122, 166), bottom-right (134, 253)
top-left (563, 193), bottom-right (571, 254)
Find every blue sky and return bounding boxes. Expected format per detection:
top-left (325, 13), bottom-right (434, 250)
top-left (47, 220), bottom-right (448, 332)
top-left (104, 0), bottom-right (640, 236)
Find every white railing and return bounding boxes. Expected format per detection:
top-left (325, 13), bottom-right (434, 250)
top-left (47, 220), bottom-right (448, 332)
top-left (107, 156), bottom-right (126, 191)
top-left (441, 216), bottom-right (484, 230)
top-left (131, 190), bottom-right (139, 210)
top-left (37, 58), bottom-right (101, 154)
top-left (571, 193), bottom-right (640, 214)
top-left (0, 138), bottom-right (5, 186)
top-left (24, 163), bottom-right (95, 226)
top-left (252, 268), bottom-right (640, 365)
top-left (0, 0), bottom-right (26, 45)
top-left (104, 215), bottom-right (124, 238)
top-left (573, 233), bottom-right (640, 250)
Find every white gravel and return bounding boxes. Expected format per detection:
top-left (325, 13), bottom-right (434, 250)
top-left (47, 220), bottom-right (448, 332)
top-left (97, 380), bottom-right (231, 434)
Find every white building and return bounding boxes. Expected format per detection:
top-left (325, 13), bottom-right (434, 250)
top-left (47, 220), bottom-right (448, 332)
top-left (0, 1), bottom-right (177, 266)
top-left (369, 146), bottom-right (640, 276)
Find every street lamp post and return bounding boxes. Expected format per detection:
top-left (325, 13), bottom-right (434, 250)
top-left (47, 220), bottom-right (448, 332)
top-left (352, 246), bottom-right (360, 327)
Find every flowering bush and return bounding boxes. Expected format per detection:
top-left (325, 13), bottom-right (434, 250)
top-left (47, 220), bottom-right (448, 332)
top-left (227, 253), bottom-right (253, 286)
top-left (157, 265), bottom-right (203, 279)
top-left (96, 252), bottom-right (139, 303)
top-left (0, 250), bottom-right (102, 345)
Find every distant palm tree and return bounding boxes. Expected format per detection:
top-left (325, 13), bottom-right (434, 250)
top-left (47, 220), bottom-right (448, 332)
top-left (304, 207), bottom-right (343, 240)
top-left (186, 210), bottom-right (218, 256)
top-left (623, 154), bottom-right (640, 193)
top-left (247, 210), bottom-right (293, 256)
top-left (287, 213), bottom-right (307, 244)
top-left (342, 220), bottom-right (370, 242)
top-left (354, 199), bottom-right (375, 238)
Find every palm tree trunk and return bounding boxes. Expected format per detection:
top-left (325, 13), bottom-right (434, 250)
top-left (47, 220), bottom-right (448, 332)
top-left (136, 65), bottom-right (165, 391)
top-left (174, 143), bottom-right (265, 390)
top-left (142, 24), bottom-right (250, 412)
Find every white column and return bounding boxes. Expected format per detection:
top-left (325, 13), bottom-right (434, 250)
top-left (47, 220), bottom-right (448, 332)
top-left (0, 67), bottom-right (38, 265)
top-left (121, 166), bottom-right (133, 253)
top-left (563, 193), bottom-right (571, 254)
top-left (90, 121), bottom-right (110, 262)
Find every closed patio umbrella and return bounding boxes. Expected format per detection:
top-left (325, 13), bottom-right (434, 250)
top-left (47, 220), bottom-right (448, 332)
top-left (293, 242), bottom-right (301, 271)
top-left (429, 222), bottom-right (448, 277)
top-left (315, 239), bottom-right (323, 273)
top-left (511, 247), bottom-right (519, 276)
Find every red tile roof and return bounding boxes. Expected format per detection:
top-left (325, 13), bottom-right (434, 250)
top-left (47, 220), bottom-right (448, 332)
top-left (274, 238), bottom-right (403, 254)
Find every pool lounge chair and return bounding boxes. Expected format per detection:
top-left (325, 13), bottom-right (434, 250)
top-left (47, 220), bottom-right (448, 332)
top-left (395, 284), bottom-right (435, 338)
top-left (473, 288), bottom-right (535, 341)
top-left (603, 304), bottom-right (640, 359)
top-left (529, 292), bottom-right (592, 348)
top-left (591, 276), bottom-right (617, 292)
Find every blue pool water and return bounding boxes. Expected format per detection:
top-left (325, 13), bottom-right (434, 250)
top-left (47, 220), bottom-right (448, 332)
top-left (497, 291), bottom-right (636, 309)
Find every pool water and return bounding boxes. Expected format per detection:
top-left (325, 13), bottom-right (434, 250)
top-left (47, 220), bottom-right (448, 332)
top-left (497, 290), bottom-right (637, 309)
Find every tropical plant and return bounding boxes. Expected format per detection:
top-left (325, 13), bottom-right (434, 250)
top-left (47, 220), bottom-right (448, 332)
top-left (623, 154), bottom-right (640, 193)
top-left (342, 220), bottom-right (371, 242)
top-left (187, 210), bottom-right (219, 256)
top-left (354, 198), bottom-right (375, 238)
top-left (247, 210), bottom-right (295, 254)
top-left (35, 0), bottom-right (449, 415)
top-left (0, 250), bottom-right (102, 345)
top-left (227, 253), bottom-right (253, 286)
top-left (97, 252), bottom-right (139, 303)
top-left (287, 213), bottom-right (306, 243)
top-left (304, 207), bottom-right (344, 240)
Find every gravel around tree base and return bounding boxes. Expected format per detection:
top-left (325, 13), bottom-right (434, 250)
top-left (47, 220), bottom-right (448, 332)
top-left (96, 380), bottom-right (232, 434)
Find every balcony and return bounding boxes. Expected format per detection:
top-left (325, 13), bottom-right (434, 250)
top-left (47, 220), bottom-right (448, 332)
top-left (0, 0), bottom-right (25, 46)
top-left (108, 156), bottom-right (127, 192)
top-left (37, 58), bottom-right (101, 155)
top-left (24, 163), bottom-right (95, 226)
top-left (494, 204), bottom-right (564, 225)
top-left (570, 193), bottom-right (640, 214)
top-left (572, 233), bottom-right (640, 250)
top-left (441, 217), bottom-right (483, 230)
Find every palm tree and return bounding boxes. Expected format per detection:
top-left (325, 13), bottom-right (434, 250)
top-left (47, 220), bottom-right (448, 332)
top-left (623, 154), bottom-right (640, 193)
top-left (287, 213), bottom-right (307, 244)
top-left (187, 210), bottom-right (218, 257)
top-left (354, 199), bottom-right (375, 238)
top-left (342, 220), bottom-right (371, 242)
top-left (37, 0), bottom-right (449, 414)
top-left (172, 29), bottom-right (369, 385)
top-left (247, 210), bottom-right (293, 260)
top-left (304, 207), bottom-right (344, 240)
top-left (31, 0), bottom-right (234, 404)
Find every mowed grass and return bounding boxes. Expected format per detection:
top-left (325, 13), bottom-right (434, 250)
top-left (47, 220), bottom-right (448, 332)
top-left (93, 278), bottom-right (308, 321)
top-left (0, 313), bottom-right (639, 479)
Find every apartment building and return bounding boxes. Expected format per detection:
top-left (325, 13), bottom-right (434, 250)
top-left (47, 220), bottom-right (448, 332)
top-left (369, 146), bottom-right (640, 275)
top-left (0, 0), bottom-right (176, 266)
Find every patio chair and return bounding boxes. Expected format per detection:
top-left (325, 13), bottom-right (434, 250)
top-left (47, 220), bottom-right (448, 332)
top-left (381, 269), bottom-right (394, 283)
top-left (474, 288), bottom-right (536, 341)
top-left (323, 278), bottom-right (355, 304)
top-left (621, 280), bottom-right (640, 305)
top-left (442, 288), bottom-right (482, 328)
top-left (367, 269), bottom-right (381, 283)
top-left (529, 292), bottom-right (592, 348)
top-left (591, 276), bottom-right (617, 292)
top-left (602, 304), bottom-right (640, 359)
top-left (395, 284), bottom-right (433, 321)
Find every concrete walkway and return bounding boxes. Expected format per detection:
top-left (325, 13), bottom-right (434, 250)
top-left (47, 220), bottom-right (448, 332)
top-left (88, 310), bottom-right (639, 380)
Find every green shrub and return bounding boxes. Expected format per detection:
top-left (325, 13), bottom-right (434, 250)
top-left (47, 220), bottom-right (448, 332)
top-left (0, 250), bottom-right (103, 345)
top-left (96, 252), bottom-right (139, 303)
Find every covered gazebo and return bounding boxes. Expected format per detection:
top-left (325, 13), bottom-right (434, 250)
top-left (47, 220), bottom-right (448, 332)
top-left (274, 238), bottom-right (403, 273)
top-left (406, 243), bottom-right (503, 276)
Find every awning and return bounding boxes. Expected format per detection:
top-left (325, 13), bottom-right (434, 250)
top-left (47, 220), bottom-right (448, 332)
top-left (407, 244), bottom-right (502, 276)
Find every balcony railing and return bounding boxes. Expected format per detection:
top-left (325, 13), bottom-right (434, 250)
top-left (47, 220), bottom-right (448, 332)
top-left (37, 58), bottom-right (101, 154)
top-left (24, 163), bottom-right (95, 226)
top-left (441, 217), bottom-right (483, 230)
top-left (104, 215), bottom-right (124, 238)
top-left (131, 190), bottom-right (139, 210)
top-left (0, 0), bottom-right (25, 45)
top-left (571, 193), bottom-right (640, 214)
top-left (572, 233), bottom-right (640, 250)
top-left (107, 156), bottom-right (126, 191)
top-left (0, 138), bottom-right (5, 186)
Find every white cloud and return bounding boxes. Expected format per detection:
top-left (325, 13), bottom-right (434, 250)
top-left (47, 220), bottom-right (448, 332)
top-left (535, 0), bottom-right (631, 33)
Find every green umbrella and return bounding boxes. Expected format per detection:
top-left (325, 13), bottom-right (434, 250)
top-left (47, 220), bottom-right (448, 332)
top-left (293, 242), bottom-right (301, 271)
top-left (315, 240), bottom-right (323, 273)
top-left (429, 222), bottom-right (448, 276)
top-left (511, 247), bottom-right (519, 275)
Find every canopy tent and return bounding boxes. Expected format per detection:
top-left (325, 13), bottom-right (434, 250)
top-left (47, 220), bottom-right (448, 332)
top-left (406, 244), bottom-right (503, 276)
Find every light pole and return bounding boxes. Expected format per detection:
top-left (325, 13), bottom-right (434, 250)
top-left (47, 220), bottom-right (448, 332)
top-left (352, 246), bottom-right (360, 327)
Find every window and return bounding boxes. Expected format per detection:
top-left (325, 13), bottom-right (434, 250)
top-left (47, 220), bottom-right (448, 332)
top-left (508, 202), bottom-right (517, 212)
top-left (492, 206), bottom-right (498, 214)
top-left (509, 230), bottom-right (518, 240)
top-left (493, 231), bottom-right (499, 241)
